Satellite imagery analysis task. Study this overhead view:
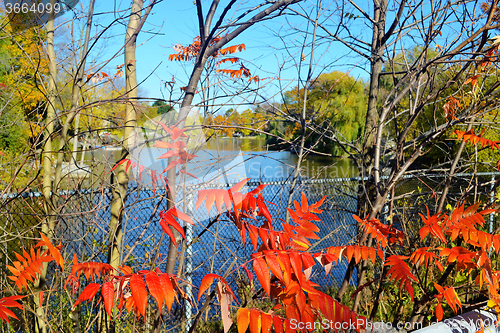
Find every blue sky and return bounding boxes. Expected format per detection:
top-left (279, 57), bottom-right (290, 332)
top-left (4, 0), bottom-right (481, 112)
top-left (60, 0), bottom-right (480, 113)
top-left (63, 0), bottom-right (373, 111)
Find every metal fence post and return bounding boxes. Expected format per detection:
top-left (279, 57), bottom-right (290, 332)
top-left (185, 192), bottom-right (194, 332)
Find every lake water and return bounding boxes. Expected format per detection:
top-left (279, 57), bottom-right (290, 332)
top-left (82, 137), bottom-right (358, 187)
top-left (109, 137), bottom-right (359, 185)
top-left (206, 137), bottom-right (358, 178)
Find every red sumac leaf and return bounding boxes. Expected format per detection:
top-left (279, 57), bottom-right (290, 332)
top-left (74, 283), bottom-right (101, 308)
top-left (198, 274), bottom-right (218, 301)
top-left (0, 295), bottom-right (25, 324)
top-left (242, 263), bottom-right (253, 283)
top-left (253, 255), bottom-right (271, 296)
top-left (145, 272), bottom-right (164, 311)
top-left (160, 274), bottom-right (175, 313)
top-left (130, 274), bottom-right (148, 318)
top-left (261, 312), bottom-right (273, 333)
top-left (385, 255), bottom-right (417, 299)
top-left (264, 252), bottom-right (283, 281)
top-left (196, 190), bottom-right (208, 210)
top-left (258, 199), bottom-right (272, 223)
top-left (37, 233), bottom-right (64, 268)
top-left (171, 127), bottom-right (187, 140)
top-left (273, 315), bottom-right (283, 333)
top-left (206, 190), bottom-right (216, 211)
top-left (169, 207), bottom-right (194, 225)
top-left (163, 211), bottom-right (186, 240)
top-left (248, 225), bottom-right (259, 251)
top-left (38, 291), bottom-right (44, 307)
top-left (159, 220), bottom-right (178, 247)
top-left (215, 191), bottom-right (225, 213)
top-left (230, 178), bottom-right (250, 192)
top-left (102, 282), bottom-right (114, 318)
top-left (436, 303), bottom-right (443, 321)
top-left (289, 251), bottom-right (303, 284)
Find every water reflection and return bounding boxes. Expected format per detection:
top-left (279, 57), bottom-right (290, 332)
top-left (199, 137), bottom-right (358, 179)
top-left (83, 137), bottom-right (358, 188)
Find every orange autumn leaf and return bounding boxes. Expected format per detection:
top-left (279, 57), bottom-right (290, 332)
top-left (101, 282), bottom-right (114, 318)
top-left (435, 303), bottom-right (443, 321)
top-left (7, 246), bottom-right (52, 291)
top-left (409, 247), bottom-right (438, 267)
top-left (253, 255), bottom-right (271, 296)
top-left (434, 283), bottom-right (462, 315)
top-left (219, 44), bottom-right (245, 55)
top-left (443, 96), bottom-right (460, 119)
top-left (237, 308), bottom-right (250, 333)
top-left (36, 233), bottom-right (64, 268)
top-left (198, 273), bottom-right (219, 301)
top-left (0, 295), bottom-right (25, 325)
top-left (454, 129), bottom-right (500, 150)
top-left (250, 309), bottom-right (261, 333)
top-left (463, 74), bottom-right (480, 88)
top-left (145, 272), bottom-right (164, 312)
top-left (385, 255), bottom-right (417, 299)
top-left (159, 274), bottom-right (175, 314)
top-left (419, 206), bottom-right (447, 244)
top-left (71, 261), bottom-right (115, 281)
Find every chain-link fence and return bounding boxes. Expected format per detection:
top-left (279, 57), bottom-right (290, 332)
top-left (0, 172), bottom-right (498, 331)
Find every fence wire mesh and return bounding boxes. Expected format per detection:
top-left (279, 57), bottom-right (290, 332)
top-left (0, 172), bottom-right (498, 331)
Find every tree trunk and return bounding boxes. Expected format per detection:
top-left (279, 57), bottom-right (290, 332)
top-left (164, 0), bottom-right (302, 277)
top-left (337, 0), bottom-right (387, 304)
top-left (108, 0), bottom-right (142, 270)
top-left (38, 1), bottom-right (58, 331)
top-left (104, 2), bottom-right (143, 331)
top-left (164, 60), bottom-right (207, 277)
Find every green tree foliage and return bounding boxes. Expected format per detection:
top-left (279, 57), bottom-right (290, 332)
top-left (51, 72), bottom-right (129, 142)
top-left (378, 46), bottom-right (451, 167)
top-left (377, 46), bottom-right (497, 169)
top-left (379, 46), bottom-right (443, 135)
top-left (0, 102), bottom-right (29, 152)
top-left (281, 71), bottom-right (367, 156)
top-left (152, 100), bottom-right (173, 115)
